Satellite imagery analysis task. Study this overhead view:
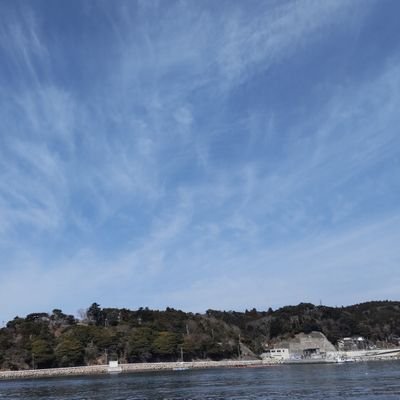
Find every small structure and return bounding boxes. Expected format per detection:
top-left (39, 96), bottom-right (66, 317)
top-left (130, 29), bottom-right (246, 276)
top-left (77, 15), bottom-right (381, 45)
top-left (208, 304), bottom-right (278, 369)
top-left (107, 360), bottom-right (122, 374)
top-left (337, 337), bottom-right (367, 351)
top-left (271, 331), bottom-right (336, 356)
top-left (264, 348), bottom-right (290, 361)
top-left (303, 347), bottom-right (323, 359)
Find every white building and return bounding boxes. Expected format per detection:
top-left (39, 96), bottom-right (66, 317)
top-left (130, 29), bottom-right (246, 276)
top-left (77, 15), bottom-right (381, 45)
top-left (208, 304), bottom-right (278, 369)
top-left (107, 360), bottom-right (122, 373)
top-left (264, 348), bottom-right (290, 360)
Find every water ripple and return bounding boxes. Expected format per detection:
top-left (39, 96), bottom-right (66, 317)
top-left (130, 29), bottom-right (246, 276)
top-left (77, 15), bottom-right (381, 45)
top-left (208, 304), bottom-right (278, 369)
top-left (1, 361), bottom-right (400, 399)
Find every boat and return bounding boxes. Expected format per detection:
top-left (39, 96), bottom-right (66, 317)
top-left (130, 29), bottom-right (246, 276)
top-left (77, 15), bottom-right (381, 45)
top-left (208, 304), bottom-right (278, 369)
top-left (173, 365), bottom-right (189, 371)
top-left (335, 356), bottom-right (356, 363)
top-left (173, 347), bottom-right (190, 371)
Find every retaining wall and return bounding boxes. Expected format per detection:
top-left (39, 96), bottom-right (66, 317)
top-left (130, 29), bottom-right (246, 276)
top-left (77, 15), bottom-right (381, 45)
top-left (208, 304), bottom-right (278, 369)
top-left (0, 360), bottom-right (263, 380)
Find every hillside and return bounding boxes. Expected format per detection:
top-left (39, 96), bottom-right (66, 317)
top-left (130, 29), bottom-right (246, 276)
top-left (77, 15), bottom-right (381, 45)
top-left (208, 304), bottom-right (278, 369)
top-left (1, 301), bottom-right (400, 370)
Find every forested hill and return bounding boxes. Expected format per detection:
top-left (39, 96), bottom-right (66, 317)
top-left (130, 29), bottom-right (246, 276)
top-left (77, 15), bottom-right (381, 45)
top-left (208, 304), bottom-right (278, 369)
top-left (1, 301), bottom-right (400, 370)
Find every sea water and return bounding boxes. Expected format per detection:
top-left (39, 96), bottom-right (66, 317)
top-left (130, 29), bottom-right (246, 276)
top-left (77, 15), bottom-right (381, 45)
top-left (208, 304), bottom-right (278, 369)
top-left (1, 361), bottom-right (400, 399)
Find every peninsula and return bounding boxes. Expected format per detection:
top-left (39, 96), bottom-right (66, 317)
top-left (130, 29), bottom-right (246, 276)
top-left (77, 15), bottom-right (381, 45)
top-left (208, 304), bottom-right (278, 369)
top-left (1, 301), bottom-right (400, 377)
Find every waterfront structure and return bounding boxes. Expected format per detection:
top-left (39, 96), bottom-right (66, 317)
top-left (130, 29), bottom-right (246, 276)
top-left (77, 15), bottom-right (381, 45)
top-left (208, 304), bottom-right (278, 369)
top-left (265, 348), bottom-right (290, 361)
top-left (337, 337), bottom-right (368, 351)
top-left (264, 331), bottom-right (335, 360)
top-left (262, 331), bottom-right (400, 364)
top-left (107, 361), bottom-right (122, 374)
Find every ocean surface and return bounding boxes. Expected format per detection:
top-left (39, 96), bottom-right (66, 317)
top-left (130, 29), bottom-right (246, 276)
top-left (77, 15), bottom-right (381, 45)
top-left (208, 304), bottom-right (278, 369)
top-left (1, 361), bottom-right (400, 399)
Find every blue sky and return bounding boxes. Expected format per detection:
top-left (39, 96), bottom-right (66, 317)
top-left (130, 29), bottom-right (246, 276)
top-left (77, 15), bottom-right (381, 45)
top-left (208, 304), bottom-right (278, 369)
top-left (1, 0), bottom-right (400, 323)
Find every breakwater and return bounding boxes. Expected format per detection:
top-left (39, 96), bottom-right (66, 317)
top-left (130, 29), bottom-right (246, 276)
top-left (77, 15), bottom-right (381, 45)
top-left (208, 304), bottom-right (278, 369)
top-left (0, 360), bottom-right (263, 380)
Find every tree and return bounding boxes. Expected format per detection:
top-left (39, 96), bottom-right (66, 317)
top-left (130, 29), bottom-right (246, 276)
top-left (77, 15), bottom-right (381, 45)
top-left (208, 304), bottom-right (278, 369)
top-left (152, 332), bottom-right (180, 360)
top-left (127, 328), bottom-right (153, 362)
top-left (51, 309), bottom-right (66, 320)
top-left (182, 334), bottom-right (209, 359)
top-left (55, 338), bottom-right (84, 367)
top-left (31, 338), bottom-right (54, 368)
top-left (84, 342), bottom-right (99, 365)
top-left (87, 303), bottom-right (104, 326)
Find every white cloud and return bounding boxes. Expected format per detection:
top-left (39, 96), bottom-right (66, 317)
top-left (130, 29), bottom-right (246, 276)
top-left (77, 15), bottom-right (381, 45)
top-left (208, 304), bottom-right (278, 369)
top-left (216, 0), bottom-right (370, 88)
top-left (0, 0), bottom-right (398, 323)
top-left (148, 215), bottom-right (400, 312)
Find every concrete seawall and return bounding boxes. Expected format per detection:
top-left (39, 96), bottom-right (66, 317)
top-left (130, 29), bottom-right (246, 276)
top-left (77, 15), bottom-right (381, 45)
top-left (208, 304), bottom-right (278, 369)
top-left (0, 360), bottom-right (263, 380)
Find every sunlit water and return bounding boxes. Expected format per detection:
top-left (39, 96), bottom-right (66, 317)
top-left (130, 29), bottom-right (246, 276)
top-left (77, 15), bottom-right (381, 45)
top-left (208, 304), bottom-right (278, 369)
top-left (1, 361), bottom-right (400, 399)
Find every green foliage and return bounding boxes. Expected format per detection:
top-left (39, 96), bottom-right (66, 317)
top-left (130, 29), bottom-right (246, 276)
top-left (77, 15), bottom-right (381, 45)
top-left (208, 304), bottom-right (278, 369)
top-left (31, 338), bottom-right (54, 368)
top-left (87, 303), bottom-right (104, 326)
top-left (2, 301), bottom-right (400, 370)
top-left (152, 332), bottom-right (180, 360)
top-left (127, 328), bottom-right (153, 362)
top-left (55, 337), bottom-right (84, 367)
top-left (182, 334), bottom-right (206, 359)
top-left (84, 341), bottom-right (99, 365)
top-left (0, 330), bottom-right (12, 366)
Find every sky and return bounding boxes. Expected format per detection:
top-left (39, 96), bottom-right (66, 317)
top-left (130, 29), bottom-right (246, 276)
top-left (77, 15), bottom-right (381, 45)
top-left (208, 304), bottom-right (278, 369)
top-left (0, 0), bottom-right (400, 324)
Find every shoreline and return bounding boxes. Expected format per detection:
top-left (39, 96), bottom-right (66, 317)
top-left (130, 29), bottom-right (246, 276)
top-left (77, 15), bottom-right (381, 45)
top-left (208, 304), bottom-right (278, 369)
top-left (1, 356), bottom-right (399, 381)
top-left (0, 360), bottom-right (263, 381)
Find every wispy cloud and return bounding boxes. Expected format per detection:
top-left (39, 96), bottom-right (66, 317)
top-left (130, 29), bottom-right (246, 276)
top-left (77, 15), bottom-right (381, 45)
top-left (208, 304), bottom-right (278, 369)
top-left (0, 0), bottom-right (399, 322)
top-left (0, 4), bottom-right (49, 88)
top-left (216, 0), bottom-right (369, 88)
